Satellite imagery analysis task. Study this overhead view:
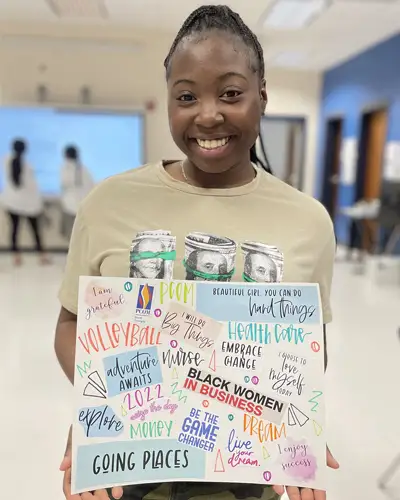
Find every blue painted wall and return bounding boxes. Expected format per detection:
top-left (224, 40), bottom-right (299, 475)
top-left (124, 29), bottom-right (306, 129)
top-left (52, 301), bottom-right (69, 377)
top-left (316, 33), bottom-right (400, 244)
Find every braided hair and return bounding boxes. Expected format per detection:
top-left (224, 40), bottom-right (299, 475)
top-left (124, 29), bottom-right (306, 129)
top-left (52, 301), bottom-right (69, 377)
top-left (164, 4), bottom-right (273, 175)
top-left (65, 145), bottom-right (83, 187)
top-left (11, 139), bottom-right (26, 187)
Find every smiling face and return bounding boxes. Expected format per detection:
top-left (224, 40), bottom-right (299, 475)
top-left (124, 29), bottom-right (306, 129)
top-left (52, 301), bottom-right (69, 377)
top-left (167, 31), bottom-right (267, 175)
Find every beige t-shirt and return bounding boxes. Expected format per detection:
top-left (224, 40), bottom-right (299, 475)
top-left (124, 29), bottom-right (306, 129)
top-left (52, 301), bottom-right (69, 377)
top-left (59, 161), bottom-right (335, 323)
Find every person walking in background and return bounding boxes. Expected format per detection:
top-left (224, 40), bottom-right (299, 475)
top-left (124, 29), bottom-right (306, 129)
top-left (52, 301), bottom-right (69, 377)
top-left (60, 145), bottom-right (94, 239)
top-left (1, 138), bottom-right (50, 266)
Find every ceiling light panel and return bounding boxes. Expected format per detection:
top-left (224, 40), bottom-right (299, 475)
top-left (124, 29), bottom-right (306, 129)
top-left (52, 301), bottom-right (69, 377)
top-left (262, 0), bottom-right (332, 29)
top-left (45, 0), bottom-right (108, 19)
top-left (269, 51), bottom-right (308, 68)
top-left (1, 34), bottom-right (142, 53)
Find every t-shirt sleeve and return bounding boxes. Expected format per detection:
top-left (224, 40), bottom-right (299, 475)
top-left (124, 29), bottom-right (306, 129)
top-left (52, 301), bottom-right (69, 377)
top-left (58, 208), bottom-right (98, 315)
top-left (312, 229), bottom-right (336, 324)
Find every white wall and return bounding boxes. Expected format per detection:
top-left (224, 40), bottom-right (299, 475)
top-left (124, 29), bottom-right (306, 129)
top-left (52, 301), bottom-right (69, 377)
top-left (0, 25), bottom-right (182, 165)
top-left (0, 24), bottom-right (322, 195)
top-left (265, 69), bottom-right (322, 194)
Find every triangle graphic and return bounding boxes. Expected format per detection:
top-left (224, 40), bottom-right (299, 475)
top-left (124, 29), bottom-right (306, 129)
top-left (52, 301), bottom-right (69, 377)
top-left (121, 405), bottom-right (128, 417)
top-left (287, 406), bottom-right (296, 426)
top-left (214, 449), bottom-right (225, 472)
top-left (313, 420), bottom-right (323, 437)
top-left (290, 404), bottom-right (310, 427)
top-left (83, 382), bottom-right (107, 399)
top-left (88, 371), bottom-right (107, 394)
top-left (172, 368), bottom-right (178, 380)
top-left (209, 350), bottom-right (216, 372)
top-left (262, 447), bottom-right (270, 459)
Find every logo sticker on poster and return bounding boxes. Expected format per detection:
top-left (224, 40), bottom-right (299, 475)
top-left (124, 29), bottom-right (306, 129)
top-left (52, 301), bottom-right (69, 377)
top-left (135, 284), bottom-right (154, 321)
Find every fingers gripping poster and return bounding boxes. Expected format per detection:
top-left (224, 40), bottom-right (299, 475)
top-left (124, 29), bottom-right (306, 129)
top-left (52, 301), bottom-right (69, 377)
top-left (72, 277), bottom-right (326, 494)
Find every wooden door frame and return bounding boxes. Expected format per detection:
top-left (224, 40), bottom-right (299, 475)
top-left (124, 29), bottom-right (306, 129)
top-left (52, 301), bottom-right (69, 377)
top-left (354, 103), bottom-right (389, 201)
top-left (354, 103), bottom-right (389, 252)
top-left (261, 114), bottom-right (307, 190)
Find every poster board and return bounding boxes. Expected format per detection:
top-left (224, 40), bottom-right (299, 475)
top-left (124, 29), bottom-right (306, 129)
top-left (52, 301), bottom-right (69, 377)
top-left (340, 137), bottom-right (358, 185)
top-left (384, 142), bottom-right (400, 182)
top-left (72, 277), bottom-right (326, 494)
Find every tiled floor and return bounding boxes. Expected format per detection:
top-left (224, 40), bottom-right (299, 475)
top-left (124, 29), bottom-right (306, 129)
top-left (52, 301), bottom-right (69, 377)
top-left (0, 253), bottom-right (399, 500)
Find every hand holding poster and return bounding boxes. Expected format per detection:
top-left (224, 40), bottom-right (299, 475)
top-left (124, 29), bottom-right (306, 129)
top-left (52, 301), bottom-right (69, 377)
top-left (72, 278), bottom-right (326, 494)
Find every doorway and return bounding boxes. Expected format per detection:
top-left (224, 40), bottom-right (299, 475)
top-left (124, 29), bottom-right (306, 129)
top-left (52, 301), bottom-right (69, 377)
top-left (353, 107), bottom-right (388, 252)
top-left (355, 108), bottom-right (388, 202)
top-left (321, 118), bottom-right (343, 220)
top-left (259, 116), bottom-right (306, 190)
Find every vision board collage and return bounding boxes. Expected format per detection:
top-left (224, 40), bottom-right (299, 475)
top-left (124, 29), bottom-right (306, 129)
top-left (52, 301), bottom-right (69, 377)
top-left (71, 273), bottom-right (326, 494)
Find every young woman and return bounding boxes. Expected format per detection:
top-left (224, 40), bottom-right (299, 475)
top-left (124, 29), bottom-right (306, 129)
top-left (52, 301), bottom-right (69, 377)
top-left (60, 145), bottom-right (94, 239)
top-left (1, 138), bottom-right (49, 265)
top-left (56, 5), bottom-right (339, 500)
